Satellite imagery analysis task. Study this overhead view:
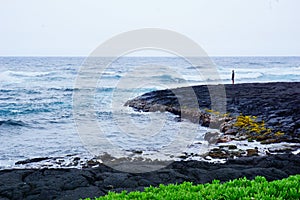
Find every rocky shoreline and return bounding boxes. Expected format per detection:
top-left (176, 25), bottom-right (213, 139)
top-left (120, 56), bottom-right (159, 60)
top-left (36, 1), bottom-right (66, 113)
top-left (125, 82), bottom-right (300, 140)
top-left (1, 154), bottom-right (300, 200)
top-left (125, 82), bottom-right (300, 159)
top-left (1, 82), bottom-right (300, 199)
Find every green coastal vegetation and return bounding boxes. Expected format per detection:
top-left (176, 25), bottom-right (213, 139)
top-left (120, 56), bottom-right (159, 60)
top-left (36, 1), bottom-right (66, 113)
top-left (85, 175), bottom-right (300, 200)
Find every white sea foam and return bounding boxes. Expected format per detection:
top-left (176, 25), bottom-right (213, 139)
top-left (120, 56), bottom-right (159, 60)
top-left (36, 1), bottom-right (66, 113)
top-left (6, 70), bottom-right (53, 77)
top-left (0, 71), bottom-right (21, 83)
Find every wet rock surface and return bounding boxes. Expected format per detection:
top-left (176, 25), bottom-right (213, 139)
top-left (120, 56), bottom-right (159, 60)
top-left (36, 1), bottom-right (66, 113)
top-left (1, 154), bottom-right (300, 200)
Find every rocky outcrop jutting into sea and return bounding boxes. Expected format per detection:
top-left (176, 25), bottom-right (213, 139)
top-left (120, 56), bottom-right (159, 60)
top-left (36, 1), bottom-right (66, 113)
top-left (125, 82), bottom-right (300, 144)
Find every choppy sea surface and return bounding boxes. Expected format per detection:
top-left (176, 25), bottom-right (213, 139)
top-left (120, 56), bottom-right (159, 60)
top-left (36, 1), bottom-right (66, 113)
top-left (0, 56), bottom-right (299, 169)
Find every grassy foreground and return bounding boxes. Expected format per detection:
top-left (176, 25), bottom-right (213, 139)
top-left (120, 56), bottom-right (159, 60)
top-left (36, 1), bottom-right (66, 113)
top-left (84, 175), bottom-right (300, 200)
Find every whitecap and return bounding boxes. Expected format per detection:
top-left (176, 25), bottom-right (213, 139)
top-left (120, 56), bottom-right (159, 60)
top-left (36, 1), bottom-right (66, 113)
top-left (7, 70), bottom-right (53, 77)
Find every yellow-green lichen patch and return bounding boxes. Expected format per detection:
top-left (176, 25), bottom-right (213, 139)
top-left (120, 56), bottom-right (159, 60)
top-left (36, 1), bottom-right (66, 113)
top-left (233, 114), bottom-right (285, 142)
top-left (205, 109), bottom-right (230, 118)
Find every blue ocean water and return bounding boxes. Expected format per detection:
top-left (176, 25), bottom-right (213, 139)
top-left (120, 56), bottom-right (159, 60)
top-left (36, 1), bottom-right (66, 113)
top-left (0, 56), bottom-right (299, 168)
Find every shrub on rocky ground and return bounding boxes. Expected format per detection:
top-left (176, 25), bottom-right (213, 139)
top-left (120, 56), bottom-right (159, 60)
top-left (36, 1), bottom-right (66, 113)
top-left (86, 174), bottom-right (300, 200)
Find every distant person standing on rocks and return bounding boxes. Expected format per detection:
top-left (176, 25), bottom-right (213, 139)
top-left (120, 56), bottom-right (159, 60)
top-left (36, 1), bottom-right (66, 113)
top-left (232, 70), bottom-right (235, 84)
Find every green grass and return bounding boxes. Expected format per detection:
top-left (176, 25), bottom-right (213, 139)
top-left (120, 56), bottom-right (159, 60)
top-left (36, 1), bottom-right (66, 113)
top-left (84, 175), bottom-right (300, 200)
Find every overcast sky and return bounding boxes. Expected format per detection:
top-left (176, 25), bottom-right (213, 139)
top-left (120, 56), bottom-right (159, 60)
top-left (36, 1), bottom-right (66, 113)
top-left (0, 0), bottom-right (299, 56)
